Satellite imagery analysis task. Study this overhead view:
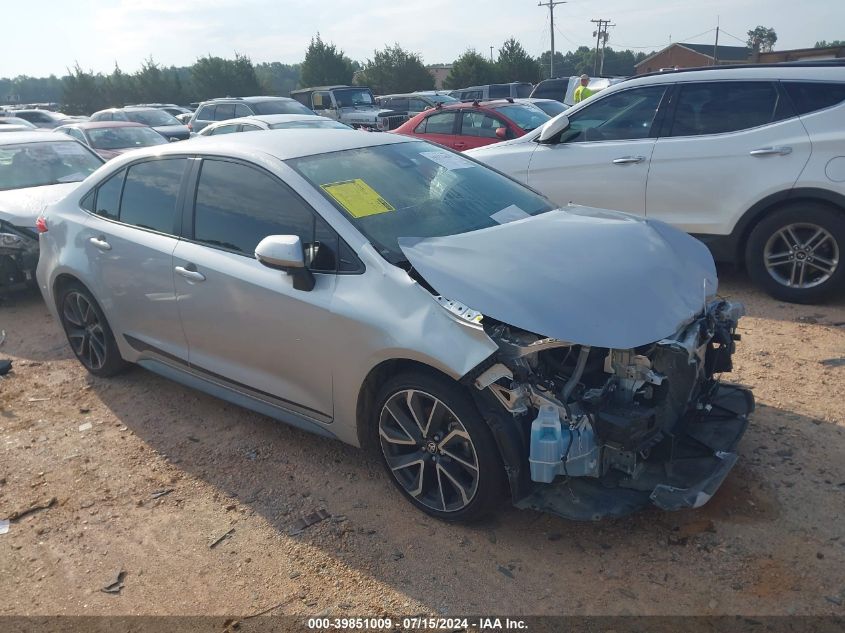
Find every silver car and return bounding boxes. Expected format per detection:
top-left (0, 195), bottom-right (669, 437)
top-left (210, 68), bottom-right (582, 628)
top-left (36, 130), bottom-right (753, 522)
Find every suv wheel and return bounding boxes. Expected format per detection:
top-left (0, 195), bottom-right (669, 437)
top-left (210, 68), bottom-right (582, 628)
top-left (746, 202), bottom-right (845, 303)
top-left (374, 370), bottom-right (503, 522)
top-left (57, 282), bottom-right (128, 377)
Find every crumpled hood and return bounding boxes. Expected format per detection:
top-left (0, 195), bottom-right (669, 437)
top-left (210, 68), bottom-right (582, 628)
top-left (398, 206), bottom-right (718, 349)
top-left (0, 182), bottom-right (80, 226)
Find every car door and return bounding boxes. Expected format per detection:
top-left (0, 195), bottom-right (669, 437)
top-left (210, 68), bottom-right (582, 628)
top-left (456, 110), bottom-right (509, 150)
top-left (526, 84), bottom-right (670, 215)
top-left (646, 80), bottom-right (812, 236)
top-left (172, 157), bottom-right (338, 421)
top-left (82, 158), bottom-right (190, 360)
top-left (413, 110), bottom-right (459, 149)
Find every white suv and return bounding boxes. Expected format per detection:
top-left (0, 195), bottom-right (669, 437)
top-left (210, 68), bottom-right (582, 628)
top-left (468, 63), bottom-right (845, 303)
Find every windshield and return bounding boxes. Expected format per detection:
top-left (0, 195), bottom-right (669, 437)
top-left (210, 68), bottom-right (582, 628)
top-left (0, 141), bottom-right (102, 191)
top-left (288, 140), bottom-right (554, 264)
top-left (493, 104), bottom-right (550, 132)
top-left (0, 117), bottom-right (37, 128)
top-left (88, 126), bottom-right (168, 150)
top-left (333, 88), bottom-right (375, 108)
top-left (253, 100), bottom-right (315, 115)
top-left (533, 100), bottom-right (567, 117)
top-left (269, 119), bottom-right (350, 130)
top-left (125, 109), bottom-right (180, 126)
top-left (515, 83), bottom-right (534, 98)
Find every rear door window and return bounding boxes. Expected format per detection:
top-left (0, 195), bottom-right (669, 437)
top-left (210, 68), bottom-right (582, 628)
top-left (234, 104), bottom-right (252, 117)
top-left (93, 169), bottom-right (125, 220)
top-left (419, 111), bottom-right (456, 134)
top-left (119, 159), bottom-right (186, 234)
top-left (489, 84), bottom-right (509, 99)
top-left (214, 104), bottom-right (236, 121)
top-left (669, 81), bottom-right (792, 136)
top-left (460, 111), bottom-right (505, 138)
top-left (197, 105), bottom-right (215, 120)
top-left (782, 81), bottom-right (845, 115)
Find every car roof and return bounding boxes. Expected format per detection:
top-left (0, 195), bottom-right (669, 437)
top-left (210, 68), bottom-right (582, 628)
top-left (0, 131), bottom-right (79, 145)
top-left (432, 99), bottom-right (525, 112)
top-left (58, 121), bottom-right (146, 130)
top-left (110, 128), bottom-right (411, 164)
top-left (614, 62), bottom-right (845, 87)
top-left (10, 109), bottom-right (63, 116)
top-left (209, 114), bottom-right (325, 125)
top-left (290, 86), bottom-right (352, 94)
top-left (200, 96), bottom-right (297, 104)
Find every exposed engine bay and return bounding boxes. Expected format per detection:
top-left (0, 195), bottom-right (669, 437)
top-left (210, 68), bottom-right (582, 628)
top-left (460, 298), bottom-right (753, 520)
top-left (0, 220), bottom-right (39, 294)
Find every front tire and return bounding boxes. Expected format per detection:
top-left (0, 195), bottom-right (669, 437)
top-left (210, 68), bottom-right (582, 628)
top-left (374, 370), bottom-right (504, 522)
top-left (745, 202), bottom-right (845, 303)
top-left (57, 282), bottom-right (128, 377)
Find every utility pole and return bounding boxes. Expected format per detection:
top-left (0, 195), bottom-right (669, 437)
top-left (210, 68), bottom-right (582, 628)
top-left (538, 1), bottom-right (566, 78)
top-left (490, 46), bottom-right (494, 62)
top-left (591, 19), bottom-right (613, 75)
top-left (712, 16), bottom-right (720, 65)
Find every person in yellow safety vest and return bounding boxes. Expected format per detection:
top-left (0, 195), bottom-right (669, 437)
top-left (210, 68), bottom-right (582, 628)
top-left (573, 74), bottom-right (595, 103)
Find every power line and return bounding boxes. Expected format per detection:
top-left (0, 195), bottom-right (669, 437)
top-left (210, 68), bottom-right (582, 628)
top-left (719, 29), bottom-right (749, 45)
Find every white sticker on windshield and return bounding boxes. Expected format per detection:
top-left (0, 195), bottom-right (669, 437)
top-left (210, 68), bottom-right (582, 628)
top-left (491, 205), bottom-right (530, 225)
top-left (420, 151), bottom-right (475, 170)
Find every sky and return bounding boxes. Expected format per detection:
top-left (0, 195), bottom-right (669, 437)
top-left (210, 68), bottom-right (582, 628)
top-left (2, 0), bottom-right (841, 78)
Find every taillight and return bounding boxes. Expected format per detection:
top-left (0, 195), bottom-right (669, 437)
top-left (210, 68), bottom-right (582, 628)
top-left (36, 217), bottom-right (48, 233)
top-left (187, 122), bottom-right (193, 131)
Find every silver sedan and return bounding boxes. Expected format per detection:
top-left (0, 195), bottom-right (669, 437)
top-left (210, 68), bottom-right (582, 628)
top-left (36, 130), bottom-right (753, 522)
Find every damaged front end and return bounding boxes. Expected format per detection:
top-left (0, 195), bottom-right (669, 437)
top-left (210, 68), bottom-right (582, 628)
top-left (0, 220), bottom-right (39, 294)
top-left (470, 300), bottom-right (753, 521)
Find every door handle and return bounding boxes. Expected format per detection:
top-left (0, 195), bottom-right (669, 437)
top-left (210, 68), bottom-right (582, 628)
top-left (749, 146), bottom-right (793, 156)
top-left (612, 156), bottom-right (646, 165)
top-left (88, 236), bottom-right (111, 251)
top-left (174, 264), bottom-right (206, 282)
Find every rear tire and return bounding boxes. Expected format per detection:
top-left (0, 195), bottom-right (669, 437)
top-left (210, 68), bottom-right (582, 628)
top-left (745, 202), bottom-right (845, 304)
top-left (56, 282), bottom-right (128, 377)
top-left (374, 370), bottom-right (504, 522)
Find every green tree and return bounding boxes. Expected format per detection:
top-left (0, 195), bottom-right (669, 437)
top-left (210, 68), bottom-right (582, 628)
top-left (815, 40), bottom-right (844, 48)
top-left (443, 50), bottom-right (496, 89)
top-left (255, 62), bottom-right (301, 96)
top-left (62, 64), bottom-right (105, 115)
top-left (495, 38), bottom-right (540, 83)
top-left (747, 26), bottom-right (778, 53)
top-left (354, 44), bottom-right (434, 94)
top-left (300, 34), bottom-right (355, 87)
top-left (102, 64), bottom-right (135, 107)
top-left (190, 54), bottom-right (262, 100)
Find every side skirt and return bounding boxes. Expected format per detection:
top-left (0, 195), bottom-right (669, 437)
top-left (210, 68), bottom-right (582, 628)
top-left (137, 358), bottom-right (338, 441)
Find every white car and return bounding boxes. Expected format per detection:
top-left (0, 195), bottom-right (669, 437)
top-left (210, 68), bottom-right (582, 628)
top-left (197, 113), bottom-right (352, 137)
top-left (468, 63), bottom-right (845, 303)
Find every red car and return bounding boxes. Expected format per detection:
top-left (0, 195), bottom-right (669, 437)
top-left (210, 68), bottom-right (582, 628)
top-left (392, 99), bottom-right (550, 151)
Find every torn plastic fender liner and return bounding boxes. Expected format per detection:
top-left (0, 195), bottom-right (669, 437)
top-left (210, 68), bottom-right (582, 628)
top-left (464, 362), bottom-right (533, 502)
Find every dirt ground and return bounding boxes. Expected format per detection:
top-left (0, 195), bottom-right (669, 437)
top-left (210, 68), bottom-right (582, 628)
top-left (1, 268), bottom-right (844, 618)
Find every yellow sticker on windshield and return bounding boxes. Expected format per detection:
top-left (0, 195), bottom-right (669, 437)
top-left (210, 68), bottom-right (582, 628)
top-left (321, 179), bottom-right (395, 218)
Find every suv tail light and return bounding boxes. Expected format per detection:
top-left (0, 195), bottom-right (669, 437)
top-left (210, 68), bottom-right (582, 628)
top-left (36, 217), bottom-right (48, 233)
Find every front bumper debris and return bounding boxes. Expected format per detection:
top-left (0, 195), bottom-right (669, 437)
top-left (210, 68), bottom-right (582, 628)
top-left (514, 384), bottom-right (754, 521)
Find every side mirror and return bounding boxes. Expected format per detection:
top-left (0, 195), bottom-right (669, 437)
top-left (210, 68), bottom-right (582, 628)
top-left (255, 235), bottom-right (315, 291)
top-left (538, 114), bottom-right (570, 144)
top-left (495, 127), bottom-right (508, 140)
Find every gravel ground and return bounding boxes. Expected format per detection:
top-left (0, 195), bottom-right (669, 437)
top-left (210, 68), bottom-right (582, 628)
top-left (1, 269), bottom-right (844, 617)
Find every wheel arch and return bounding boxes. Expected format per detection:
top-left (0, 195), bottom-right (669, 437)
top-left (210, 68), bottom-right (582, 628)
top-left (355, 358), bottom-right (457, 452)
top-left (730, 188), bottom-right (845, 265)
